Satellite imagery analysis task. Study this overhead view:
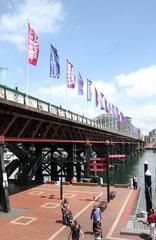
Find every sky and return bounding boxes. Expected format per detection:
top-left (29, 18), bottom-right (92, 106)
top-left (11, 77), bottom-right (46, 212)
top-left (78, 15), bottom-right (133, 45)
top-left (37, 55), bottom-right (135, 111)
top-left (0, 0), bottom-right (156, 136)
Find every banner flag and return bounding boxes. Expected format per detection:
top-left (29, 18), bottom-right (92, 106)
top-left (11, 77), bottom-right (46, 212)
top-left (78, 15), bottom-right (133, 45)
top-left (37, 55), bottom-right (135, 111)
top-left (28, 22), bottom-right (39, 65)
top-left (104, 97), bottom-right (109, 113)
top-left (78, 72), bottom-right (84, 95)
top-left (95, 87), bottom-right (99, 107)
top-left (120, 111), bottom-right (125, 123)
top-left (50, 44), bottom-right (60, 78)
top-left (100, 92), bottom-right (104, 110)
top-left (66, 59), bottom-right (75, 88)
top-left (115, 106), bottom-right (120, 120)
top-left (107, 100), bottom-right (112, 115)
top-left (111, 104), bottom-right (115, 118)
top-left (87, 79), bottom-right (92, 101)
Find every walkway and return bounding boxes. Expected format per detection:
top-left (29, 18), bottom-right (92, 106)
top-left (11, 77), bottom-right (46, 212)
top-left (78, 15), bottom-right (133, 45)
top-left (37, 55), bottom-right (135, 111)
top-left (0, 183), bottom-right (148, 240)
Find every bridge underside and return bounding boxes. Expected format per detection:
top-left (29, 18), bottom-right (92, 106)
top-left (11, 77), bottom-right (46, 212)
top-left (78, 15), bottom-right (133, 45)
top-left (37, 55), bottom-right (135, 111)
top-left (0, 100), bottom-right (141, 182)
top-left (0, 98), bottom-right (143, 212)
top-left (0, 98), bottom-right (138, 143)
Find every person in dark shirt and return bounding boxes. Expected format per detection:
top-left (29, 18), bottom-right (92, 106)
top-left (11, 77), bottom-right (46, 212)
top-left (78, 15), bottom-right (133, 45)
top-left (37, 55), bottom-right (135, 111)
top-left (68, 220), bottom-right (84, 240)
top-left (133, 175), bottom-right (138, 190)
top-left (61, 198), bottom-right (69, 224)
top-left (94, 222), bottom-right (103, 240)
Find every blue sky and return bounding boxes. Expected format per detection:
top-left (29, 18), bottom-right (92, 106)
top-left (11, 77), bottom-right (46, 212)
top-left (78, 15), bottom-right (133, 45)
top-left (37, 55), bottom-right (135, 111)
top-left (0, 0), bottom-right (156, 135)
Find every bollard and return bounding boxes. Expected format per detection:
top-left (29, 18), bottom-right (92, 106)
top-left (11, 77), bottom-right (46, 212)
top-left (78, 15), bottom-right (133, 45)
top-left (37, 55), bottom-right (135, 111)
top-left (144, 161), bottom-right (148, 174)
top-left (145, 169), bottom-right (152, 213)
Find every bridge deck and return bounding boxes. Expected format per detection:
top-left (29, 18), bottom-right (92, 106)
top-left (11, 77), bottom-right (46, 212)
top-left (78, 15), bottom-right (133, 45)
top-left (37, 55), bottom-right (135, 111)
top-left (0, 83), bottom-right (142, 143)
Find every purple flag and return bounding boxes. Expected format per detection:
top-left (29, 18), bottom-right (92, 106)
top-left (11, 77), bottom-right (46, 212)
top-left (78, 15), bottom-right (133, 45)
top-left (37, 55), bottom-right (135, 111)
top-left (78, 72), bottom-right (84, 95)
top-left (95, 88), bottom-right (99, 107)
top-left (104, 97), bottom-right (109, 113)
top-left (50, 44), bottom-right (60, 78)
top-left (100, 93), bottom-right (104, 110)
top-left (111, 104), bottom-right (115, 118)
top-left (115, 107), bottom-right (120, 120)
top-left (87, 79), bottom-right (92, 101)
top-left (66, 59), bottom-right (75, 88)
top-left (107, 100), bottom-right (112, 115)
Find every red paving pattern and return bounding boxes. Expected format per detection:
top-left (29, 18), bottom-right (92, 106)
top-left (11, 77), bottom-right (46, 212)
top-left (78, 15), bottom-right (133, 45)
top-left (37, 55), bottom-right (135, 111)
top-left (0, 184), bottom-right (147, 240)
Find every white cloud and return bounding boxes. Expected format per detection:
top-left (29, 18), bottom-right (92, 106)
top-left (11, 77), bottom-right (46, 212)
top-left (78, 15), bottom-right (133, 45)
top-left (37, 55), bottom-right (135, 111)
top-left (37, 80), bottom-right (117, 107)
top-left (115, 65), bottom-right (156, 99)
top-left (36, 68), bottom-right (156, 135)
top-left (92, 80), bottom-right (117, 101)
top-left (126, 104), bottom-right (156, 135)
top-left (16, 68), bottom-right (23, 75)
top-left (113, 66), bottom-right (156, 135)
top-left (0, 0), bottom-right (64, 49)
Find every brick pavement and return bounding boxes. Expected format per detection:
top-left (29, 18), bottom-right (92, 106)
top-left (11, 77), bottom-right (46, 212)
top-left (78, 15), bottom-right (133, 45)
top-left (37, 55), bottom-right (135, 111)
top-left (0, 183), bottom-right (149, 240)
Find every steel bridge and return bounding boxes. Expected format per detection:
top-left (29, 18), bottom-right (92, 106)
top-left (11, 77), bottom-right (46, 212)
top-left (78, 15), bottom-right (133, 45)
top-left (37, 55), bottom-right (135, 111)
top-left (0, 84), bottom-right (144, 212)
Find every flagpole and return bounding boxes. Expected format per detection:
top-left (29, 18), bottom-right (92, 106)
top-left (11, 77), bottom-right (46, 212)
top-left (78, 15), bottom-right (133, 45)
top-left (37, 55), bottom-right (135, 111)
top-left (100, 107), bottom-right (102, 127)
top-left (66, 59), bottom-right (67, 110)
top-left (78, 72), bottom-right (79, 116)
top-left (87, 100), bottom-right (88, 118)
top-left (26, 19), bottom-right (29, 105)
top-left (49, 44), bottom-right (52, 110)
top-left (94, 101), bottom-right (96, 119)
top-left (49, 74), bottom-right (51, 108)
top-left (78, 92), bottom-right (79, 115)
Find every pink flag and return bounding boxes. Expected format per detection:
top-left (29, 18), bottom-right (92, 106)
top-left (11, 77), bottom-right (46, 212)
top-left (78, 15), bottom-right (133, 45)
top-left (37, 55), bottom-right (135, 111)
top-left (28, 22), bottom-right (39, 65)
top-left (66, 59), bottom-right (75, 88)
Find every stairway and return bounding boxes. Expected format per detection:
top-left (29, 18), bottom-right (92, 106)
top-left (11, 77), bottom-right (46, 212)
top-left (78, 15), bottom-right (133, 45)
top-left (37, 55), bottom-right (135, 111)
top-left (120, 214), bottom-right (150, 236)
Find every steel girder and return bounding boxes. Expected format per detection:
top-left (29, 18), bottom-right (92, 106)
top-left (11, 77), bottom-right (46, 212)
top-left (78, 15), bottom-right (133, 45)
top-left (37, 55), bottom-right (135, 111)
top-left (0, 103), bottom-right (138, 144)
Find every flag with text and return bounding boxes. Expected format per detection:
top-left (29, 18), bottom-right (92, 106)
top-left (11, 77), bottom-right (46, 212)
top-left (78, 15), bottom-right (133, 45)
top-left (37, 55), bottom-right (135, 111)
top-left (28, 22), bottom-right (39, 65)
top-left (100, 92), bottom-right (104, 110)
top-left (50, 44), bottom-right (60, 78)
top-left (87, 79), bottom-right (92, 101)
top-left (66, 59), bottom-right (75, 88)
top-left (95, 87), bottom-right (99, 107)
top-left (78, 72), bottom-right (84, 95)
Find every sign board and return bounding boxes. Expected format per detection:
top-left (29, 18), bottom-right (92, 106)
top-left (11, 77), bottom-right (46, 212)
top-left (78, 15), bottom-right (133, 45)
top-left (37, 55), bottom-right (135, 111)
top-left (108, 154), bottom-right (126, 158)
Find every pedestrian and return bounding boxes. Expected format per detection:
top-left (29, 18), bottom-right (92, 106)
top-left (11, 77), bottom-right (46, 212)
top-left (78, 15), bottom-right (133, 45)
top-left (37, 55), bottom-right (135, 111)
top-left (147, 208), bottom-right (156, 240)
top-left (94, 222), bottom-right (104, 240)
top-left (68, 219), bottom-right (84, 240)
top-left (90, 205), bottom-right (102, 233)
top-left (133, 175), bottom-right (138, 190)
top-left (61, 198), bottom-right (69, 224)
top-left (71, 176), bottom-right (77, 183)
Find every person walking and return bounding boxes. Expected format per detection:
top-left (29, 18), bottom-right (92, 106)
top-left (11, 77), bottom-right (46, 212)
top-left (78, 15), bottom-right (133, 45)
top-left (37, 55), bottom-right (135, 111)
top-left (61, 198), bottom-right (69, 224)
top-left (90, 205), bottom-right (102, 233)
top-left (147, 208), bottom-right (156, 240)
top-left (133, 175), bottom-right (138, 190)
top-left (94, 222), bottom-right (104, 240)
top-left (68, 219), bottom-right (84, 240)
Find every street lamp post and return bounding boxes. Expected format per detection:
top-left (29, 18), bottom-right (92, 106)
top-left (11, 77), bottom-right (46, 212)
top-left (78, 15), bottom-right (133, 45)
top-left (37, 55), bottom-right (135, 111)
top-left (53, 150), bottom-right (68, 200)
top-left (106, 155), bottom-right (110, 202)
top-left (105, 140), bottom-right (110, 203)
top-left (60, 161), bottom-right (63, 200)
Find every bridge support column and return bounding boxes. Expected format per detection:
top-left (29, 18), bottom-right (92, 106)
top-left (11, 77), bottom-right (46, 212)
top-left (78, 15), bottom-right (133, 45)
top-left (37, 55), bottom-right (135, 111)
top-left (75, 144), bottom-right (84, 182)
top-left (85, 141), bottom-right (92, 178)
top-left (0, 137), bottom-right (10, 212)
top-left (65, 144), bottom-right (74, 182)
top-left (35, 145), bottom-right (43, 183)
